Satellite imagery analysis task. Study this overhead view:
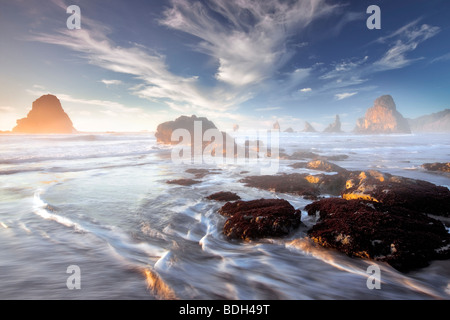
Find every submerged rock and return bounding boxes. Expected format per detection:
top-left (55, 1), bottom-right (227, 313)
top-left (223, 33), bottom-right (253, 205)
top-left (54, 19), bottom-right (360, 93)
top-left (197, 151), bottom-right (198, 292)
top-left (219, 199), bottom-right (302, 240)
top-left (206, 191), bottom-right (241, 202)
top-left (305, 198), bottom-right (450, 272)
top-left (166, 179), bottom-right (201, 186)
top-left (13, 94), bottom-right (77, 134)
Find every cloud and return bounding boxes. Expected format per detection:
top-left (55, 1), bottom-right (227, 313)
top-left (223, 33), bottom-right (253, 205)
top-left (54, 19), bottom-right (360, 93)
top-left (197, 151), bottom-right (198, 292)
top-left (373, 21), bottom-right (440, 71)
top-left (300, 88), bottom-right (312, 93)
top-left (160, 0), bottom-right (337, 87)
top-left (254, 106), bottom-right (282, 112)
top-left (430, 52), bottom-right (450, 64)
top-left (100, 79), bottom-right (123, 86)
top-left (335, 92), bottom-right (357, 100)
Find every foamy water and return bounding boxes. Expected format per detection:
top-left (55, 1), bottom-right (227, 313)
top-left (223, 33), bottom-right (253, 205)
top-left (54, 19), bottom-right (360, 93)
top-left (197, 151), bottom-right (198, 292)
top-left (0, 132), bottom-right (449, 299)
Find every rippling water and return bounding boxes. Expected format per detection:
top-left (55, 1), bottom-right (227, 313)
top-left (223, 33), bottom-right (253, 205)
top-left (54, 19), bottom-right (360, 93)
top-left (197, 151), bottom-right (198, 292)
top-left (0, 132), bottom-right (449, 300)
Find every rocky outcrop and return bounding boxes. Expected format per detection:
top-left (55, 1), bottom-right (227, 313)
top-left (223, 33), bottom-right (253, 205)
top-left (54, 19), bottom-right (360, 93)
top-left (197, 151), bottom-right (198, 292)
top-left (13, 95), bottom-right (76, 134)
top-left (354, 95), bottom-right (411, 134)
top-left (305, 198), bottom-right (450, 272)
top-left (155, 115), bottom-right (238, 156)
top-left (422, 162), bottom-right (450, 173)
top-left (302, 121), bottom-right (317, 132)
top-left (218, 199), bottom-right (302, 240)
top-left (342, 170), bottom-right (450, 217)
top-left (408, 109), bottom-right (450, 133)
top-left (323, 115), bottom-right (342, 133)
top-left (155, 115), bottom-right (217, 145)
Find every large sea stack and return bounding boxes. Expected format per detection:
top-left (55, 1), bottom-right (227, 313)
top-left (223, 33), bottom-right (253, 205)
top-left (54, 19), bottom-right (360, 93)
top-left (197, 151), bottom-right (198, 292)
top-left (155, 115), bottom-right (239, 156)
top-left (354, 95), bottom-right (411, 134)
top-left (13, 95), bottom-right (76, 134)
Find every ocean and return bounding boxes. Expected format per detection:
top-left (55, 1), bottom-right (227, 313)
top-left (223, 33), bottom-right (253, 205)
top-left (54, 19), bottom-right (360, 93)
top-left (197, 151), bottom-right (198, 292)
top-left (0, 132), bottom-right (449, 300)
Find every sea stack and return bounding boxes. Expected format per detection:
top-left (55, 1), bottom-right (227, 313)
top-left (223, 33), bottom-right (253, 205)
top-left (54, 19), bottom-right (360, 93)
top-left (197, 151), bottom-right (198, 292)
top-left (302, 121), bottom-right (317, 132)
top-left (13, 94), bottom-right (76, 134)
top-left (323, 115), bottom-right (342, 133)
top-left (354, 95), bottom-right (411, 134)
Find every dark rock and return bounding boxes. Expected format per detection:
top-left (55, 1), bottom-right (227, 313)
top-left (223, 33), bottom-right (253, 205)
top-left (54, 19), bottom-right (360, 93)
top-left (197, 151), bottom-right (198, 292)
top-left (284, 127), bottom-right (295, 133)
top-left (323, 115), bottom-right (342, 133)
top-left (354, 95), bottom-right (411, 134)
top-left (13, 95), bottom-right (77, 134)
top-left (422, 162), bottom-right (450, 173)
top-left (206, 191), bottom-right (241, 202)
top-left (155, 115), bottom-right (217, 145)
top-left (166, 179), bottom-right (201, 186)
top-left (305, 198), bottom-right (450, 272)
top-left (343, 170), bottom-right (450, 217)
top-left (155, 115), bottom-right (240, 157)
top-left (240, 173), bottom-right (321, 198)
top-left (218, 199), bottom-right (302, 240)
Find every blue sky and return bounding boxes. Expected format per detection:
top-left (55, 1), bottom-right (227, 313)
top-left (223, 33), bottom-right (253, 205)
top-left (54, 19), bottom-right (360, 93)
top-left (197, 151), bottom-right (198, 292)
top-left (1, 0), bottom-right (450, 132)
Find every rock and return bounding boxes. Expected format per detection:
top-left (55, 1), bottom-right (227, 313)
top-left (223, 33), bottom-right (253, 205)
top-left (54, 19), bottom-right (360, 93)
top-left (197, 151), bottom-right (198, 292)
top-left (422, 162), bottom-right (450, 173)
top-left (302, 121), bottom-right (317, 133)
top-left (12, 95), bottom-right (77, 134)
top-left (290, 160), bottom-right (347, 173)
top-left (218, 199), bottom-right (302, 240)
top-left (354, 95), bottom-right (411, 134)
top-left (206, 191), bottom-right (241, 202)
top-left (240, 171), bottom-right (350, 199)
top-left (240, 173), bottom-right (321, 199)
top-left (273, 121), bottom-right (280, 131)
top-left (166, 179), bottom-right (201, 186)
top-left (305, 198), bottom-right (450, 272)
top-left (155, 115), bottom-right (218, 145)
top-left (233, 124), bottom-right (239, 132)
top-left (155, 115), bottom-right (239, 157)
top-left (185, 168), bottom-right (222, 179)
top-left (408, 109), bottom-right (450, 133)
top-left (342, 170), bottom-right (450, 217)
top-left (323, 115), bottom-right (342, 133)
top-left (284, 127), bottom-right (295, 133)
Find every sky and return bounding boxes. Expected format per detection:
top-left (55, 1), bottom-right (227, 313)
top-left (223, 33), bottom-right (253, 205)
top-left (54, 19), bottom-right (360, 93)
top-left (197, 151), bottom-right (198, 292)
top-left (1, 0), bottom-right (450, 132)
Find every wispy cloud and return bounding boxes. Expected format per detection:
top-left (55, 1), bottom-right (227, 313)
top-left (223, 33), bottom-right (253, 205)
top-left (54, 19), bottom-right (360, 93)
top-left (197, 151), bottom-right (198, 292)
top-left (160, 0), bottom-right (337, 87)
top-left (254, 106), bottom-right (282, 112)
top-left (29, 0), bottom-right (338, 119)
top-left (373, 21), bottom-right (440, 71)
top-left (300, 88), bottom-right (312, 93)
top-left (100, 79), bottom-right (123, 86)
top-left (335, 92), bottom-right (357, 100)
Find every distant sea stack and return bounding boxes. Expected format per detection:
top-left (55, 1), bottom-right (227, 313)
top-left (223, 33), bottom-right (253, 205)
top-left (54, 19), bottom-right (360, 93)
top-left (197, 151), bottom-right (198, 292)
top-left (13, 94), bottom-right (77, 134)
top-left (354, 95), bottom-right (411, 134)
top-left (323, 115), bottom-right (342, 133)
top-left (407, 109), bottom-right (450, 133)
top-left (302, 121), bottom-right (317, 133)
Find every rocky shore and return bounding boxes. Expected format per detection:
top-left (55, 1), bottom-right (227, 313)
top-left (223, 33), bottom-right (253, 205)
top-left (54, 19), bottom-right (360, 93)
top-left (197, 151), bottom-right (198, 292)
top-left (207, 157), bottom-right (450, 272)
